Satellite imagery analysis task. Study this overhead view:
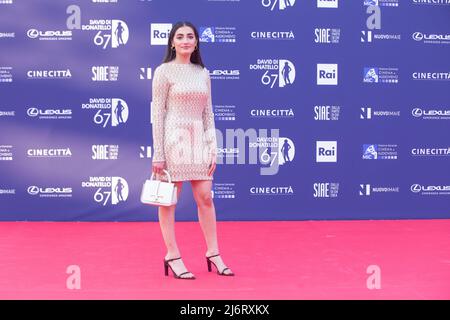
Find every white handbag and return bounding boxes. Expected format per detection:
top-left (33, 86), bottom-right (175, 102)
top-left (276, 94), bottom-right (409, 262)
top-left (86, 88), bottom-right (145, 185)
top-left (140, 170), bottom-right (178, 206)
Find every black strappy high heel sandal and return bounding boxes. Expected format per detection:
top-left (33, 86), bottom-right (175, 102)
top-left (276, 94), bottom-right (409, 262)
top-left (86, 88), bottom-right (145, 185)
top-left (206, 254), bottom-right (235, 276)
top-left (164, 257), bottom-right (196, 280)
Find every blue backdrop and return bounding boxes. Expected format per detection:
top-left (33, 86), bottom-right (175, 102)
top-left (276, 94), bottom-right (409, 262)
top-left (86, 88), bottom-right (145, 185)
top-left (0, 0), bottom-right (449, 221)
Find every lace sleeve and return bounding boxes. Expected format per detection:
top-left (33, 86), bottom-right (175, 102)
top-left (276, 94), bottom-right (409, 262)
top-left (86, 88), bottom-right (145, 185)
top-left (151, 65), bottom-right (169, 162)
top-left (203, 69), bottom-right (217, 157)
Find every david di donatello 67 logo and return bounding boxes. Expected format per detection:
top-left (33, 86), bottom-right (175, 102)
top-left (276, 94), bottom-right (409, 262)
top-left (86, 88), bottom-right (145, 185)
top-left (259, 136), bottom-right (296, 167)
top-left (66, 5), bottom-right (129, 49)
top-left (82, 176), bottom-right (129, 206)
top-left (251, 134), bottom-right (296, 176)
top-left (250, 59), bottom-right (296, 88)
top-left (261, 0), bottom-right (296, 11)
top-left (82, 98), bottom-right (129, 128)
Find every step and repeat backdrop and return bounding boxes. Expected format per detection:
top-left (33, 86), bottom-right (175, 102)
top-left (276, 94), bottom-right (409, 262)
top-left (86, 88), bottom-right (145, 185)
top-left (0, 0), bottom-right (449, 221)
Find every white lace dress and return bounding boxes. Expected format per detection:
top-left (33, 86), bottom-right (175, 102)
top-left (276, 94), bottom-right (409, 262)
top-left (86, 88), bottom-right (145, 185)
top-left (151, 61), bottom-right (217, 182)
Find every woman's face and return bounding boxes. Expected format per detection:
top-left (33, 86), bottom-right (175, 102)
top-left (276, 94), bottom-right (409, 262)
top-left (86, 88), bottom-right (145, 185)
top-left (172, 26), bottom-right (197, 57)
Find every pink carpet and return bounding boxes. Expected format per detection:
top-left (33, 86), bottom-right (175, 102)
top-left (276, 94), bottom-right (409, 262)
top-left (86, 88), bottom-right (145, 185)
top-left (0, 220), bottom-right (449, 299)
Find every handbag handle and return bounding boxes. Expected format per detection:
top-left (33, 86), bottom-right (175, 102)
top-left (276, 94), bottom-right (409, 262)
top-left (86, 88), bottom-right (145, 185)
top-left (150, 169), bottom-right (173, 183)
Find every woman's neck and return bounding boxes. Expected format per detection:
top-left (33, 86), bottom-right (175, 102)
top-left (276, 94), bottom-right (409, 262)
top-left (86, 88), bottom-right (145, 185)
top-left (173, 55), bottom-right (192, 64)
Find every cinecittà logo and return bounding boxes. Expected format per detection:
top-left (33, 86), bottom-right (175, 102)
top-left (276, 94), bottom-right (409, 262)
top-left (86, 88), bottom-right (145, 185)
top-left (27, 69), bottom-right (72, 79)
top-left (27, 148), bottom-right (72, 158)
top-left (412, 0), bottom-right (450, 5)
top-left (250, 31), bottom-right (295, 40)
top-left (251, 108), bottom-right (295, 119)
top-left (412, 72), bottom-right (450, 80)
top-left (250, 186), bottom-right (294, 195)
top-left (411, 147), bottom-right (450, 157)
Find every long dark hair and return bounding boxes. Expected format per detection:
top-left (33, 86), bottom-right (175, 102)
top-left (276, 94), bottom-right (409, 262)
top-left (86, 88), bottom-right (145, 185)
top-left (162, 21), bottom-right (205, 68)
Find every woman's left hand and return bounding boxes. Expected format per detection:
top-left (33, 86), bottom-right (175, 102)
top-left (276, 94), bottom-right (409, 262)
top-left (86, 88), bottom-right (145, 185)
top-left (207, 154), bottom-right (216, 176)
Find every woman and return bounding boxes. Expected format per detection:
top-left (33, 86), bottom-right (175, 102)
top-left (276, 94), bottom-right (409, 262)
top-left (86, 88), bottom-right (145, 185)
top-left (151, 21), bottom-right (234, 279)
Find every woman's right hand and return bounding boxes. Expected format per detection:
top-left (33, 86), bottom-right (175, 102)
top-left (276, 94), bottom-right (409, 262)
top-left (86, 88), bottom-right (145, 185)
top-left (152, 161), bottom-right (166, 176)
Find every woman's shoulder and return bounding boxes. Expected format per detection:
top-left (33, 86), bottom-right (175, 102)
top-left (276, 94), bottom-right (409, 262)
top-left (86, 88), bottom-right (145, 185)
top-left (202, 66), bottom-right (210, 77)
top-left (155, 63), bottom-right (168, 73)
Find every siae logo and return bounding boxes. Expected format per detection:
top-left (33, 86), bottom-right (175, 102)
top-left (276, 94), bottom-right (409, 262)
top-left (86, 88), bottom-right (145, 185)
top-left (92, 66), bottom-right (119, 81)
top-left (313, 182), bottom-right (339, 198)
top-left (92, 145), bottom-right (119, 160)
top-left (314, 28), bottom-right (340, 44)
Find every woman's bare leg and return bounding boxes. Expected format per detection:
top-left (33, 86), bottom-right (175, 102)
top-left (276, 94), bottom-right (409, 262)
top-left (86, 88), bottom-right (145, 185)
top-left (191, 180), bottom-right (233, 275)
top-left (158, 181), bottom-right (194, 278)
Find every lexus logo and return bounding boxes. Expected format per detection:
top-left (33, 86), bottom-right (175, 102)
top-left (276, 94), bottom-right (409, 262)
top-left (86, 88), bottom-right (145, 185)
top-left (410, 184), bottom-right (421, 193)
top-left (412, 108), bottom-right (422, 117)
top-left (27, 186), bottom-right (39, 195)
top-left (27, 108), bottom-right (39, 117)
top-left (27, 29), bottom-right (39, 39)
top-left (412, 32), bottom-right (423, 41)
